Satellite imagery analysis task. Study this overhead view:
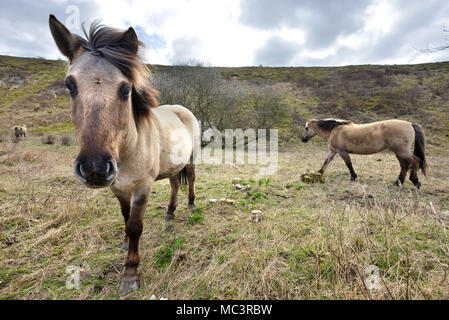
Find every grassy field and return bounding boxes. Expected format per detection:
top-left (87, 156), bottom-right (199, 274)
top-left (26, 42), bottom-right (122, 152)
top-left (1, 54), bottom-right (449, 299)
top-left (0, 134), bottom-right (448, 299)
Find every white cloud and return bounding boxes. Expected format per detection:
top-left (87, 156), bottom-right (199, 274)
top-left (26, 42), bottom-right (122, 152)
top-left (1, 0), bottom-right (449, 66)
top-left (92, 0), bottom-right (269, 66)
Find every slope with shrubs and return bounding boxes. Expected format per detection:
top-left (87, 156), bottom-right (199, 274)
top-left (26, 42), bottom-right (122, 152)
top-left (1, 55), bottom-right (449, 148)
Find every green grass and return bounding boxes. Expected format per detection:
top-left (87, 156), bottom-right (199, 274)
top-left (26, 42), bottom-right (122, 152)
top-left (154, 238), bottom-right (184, 270)
top-left (187, 208), bottom-right (205, 226)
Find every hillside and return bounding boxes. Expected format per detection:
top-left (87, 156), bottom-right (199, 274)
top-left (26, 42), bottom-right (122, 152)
top-left (1, 55), bottom-right (449, 148)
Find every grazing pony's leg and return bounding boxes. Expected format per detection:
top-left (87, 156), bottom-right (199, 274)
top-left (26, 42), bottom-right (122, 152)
top-left (318, 150), bottom-right (336, 174)
top-left (394, 152), bottom-right (421, 188)
top-left (165, 176), bottom-right (179, 222)
top-left (338, 151), bottom-right (358, 181)
top-left (396, 151), bottom-right (421, 189)
top-left (394, 154), bottom-right (410, 186)
top-left (118, 185), bottom-right (151, 295)
top-left (186, 164), bottom-right (196, 210)
top-left (408, 154), bottom-right (421, 188)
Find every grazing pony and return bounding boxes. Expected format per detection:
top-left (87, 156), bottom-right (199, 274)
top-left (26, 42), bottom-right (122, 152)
top-left (13, 125), bottom-right (27, 138)
top-left (301, 119), bottom-right (427, 188)
top-left (49, 15), bottom-right (200, 294)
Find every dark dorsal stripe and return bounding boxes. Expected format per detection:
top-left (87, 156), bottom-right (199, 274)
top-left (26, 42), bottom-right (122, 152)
top-left (77, 20), bottom-right (158, 121)
top-left (316, 119), bottom-right (352, 131)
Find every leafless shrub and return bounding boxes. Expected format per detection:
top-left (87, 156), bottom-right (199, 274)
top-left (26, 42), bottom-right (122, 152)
top-left (60, 136), bottom-right (72, 146)
top-left (242, 82), bottom-right (289, 130)
top-left (41, 134), bottom-right (56, 145)
top-left (0, 133), bottom-right (8, 143)
top-left (46, 79), bottom-right (69, 97)
top-left (154, 60), bottom-right (255, 131)
top-left (11, 135), bottom-right (20, 143)
top-left (384, 67), bottom-right (410, 76)
top-left (0, 67), bottom-right (29, 88)
top-left (153, 60), bottom-right (228, 130)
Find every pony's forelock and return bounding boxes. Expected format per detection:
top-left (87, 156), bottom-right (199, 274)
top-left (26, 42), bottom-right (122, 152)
top-left (76, 20), bottom-right (159, 120)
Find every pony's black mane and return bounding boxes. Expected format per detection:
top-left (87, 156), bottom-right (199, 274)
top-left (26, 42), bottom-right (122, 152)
top-left (77, 21), bottom-right (159, 120)
top-left (316, 119), bottom-right (352, 131)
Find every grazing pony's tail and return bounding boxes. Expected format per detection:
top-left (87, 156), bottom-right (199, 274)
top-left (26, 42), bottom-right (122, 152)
top-left (412, 123), bottom-right (427, 177)
top-left (179, 166), bottom-right (188, 188)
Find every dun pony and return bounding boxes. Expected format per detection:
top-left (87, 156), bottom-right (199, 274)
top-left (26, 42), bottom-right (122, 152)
top-left (49, 15), bottom-right (200, 294)
top-left (301, 119), bottom-right (427, 188)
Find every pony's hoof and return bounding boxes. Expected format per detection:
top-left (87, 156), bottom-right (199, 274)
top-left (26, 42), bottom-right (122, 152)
top-left (350, 175), bottom-right (358, 181)
top-left (188, 203), bottom-right (196, 210)
top-left (118, 278), bottom-right (139, 295)
top-left (165, 213), bottom-right (175, 222)
top-left (410, 178), bottom-right (421, 189)
top-left (121, 241), bottom-right (129, 251)
top-left (394, 179), bottom-right (403, 187)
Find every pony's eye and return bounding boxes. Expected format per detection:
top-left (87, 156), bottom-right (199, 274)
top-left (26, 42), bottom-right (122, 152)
top-left (119, 84), bottom-right (131, 100)
top-left (64, 77), bottom-right (77, 97)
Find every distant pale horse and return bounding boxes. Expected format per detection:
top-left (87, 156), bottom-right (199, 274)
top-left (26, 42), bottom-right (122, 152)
top-left (13, 125), bottom-right (27, 139)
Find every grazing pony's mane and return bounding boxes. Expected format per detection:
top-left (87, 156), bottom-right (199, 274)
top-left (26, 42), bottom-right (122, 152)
top-left (315, 118), bottom-right (353, 131)
top-left (77, 21), bottom-right (159, 120)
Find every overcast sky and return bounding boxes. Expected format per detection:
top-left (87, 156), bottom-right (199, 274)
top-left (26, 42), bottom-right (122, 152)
top-left (1, 0), bottom-right (449, 67)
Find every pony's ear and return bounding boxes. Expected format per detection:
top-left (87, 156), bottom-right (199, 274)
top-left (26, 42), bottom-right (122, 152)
top-left (49, 14), bottom-right (80, 62)
top-left (120, 27), bottom-right (139, 56)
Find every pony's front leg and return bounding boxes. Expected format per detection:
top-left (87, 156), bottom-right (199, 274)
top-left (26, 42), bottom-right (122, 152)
top-left (338, 151), bottom-right (358, 181)
top-left (118, 184), bottom-right (151, 295)
top-left (114, 191), bottom-right (131, 250)
top-left (318, 150), bottom-right (336, 174)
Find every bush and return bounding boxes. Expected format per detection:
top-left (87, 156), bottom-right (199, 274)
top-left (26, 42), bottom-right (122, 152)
top-left (11, 135), bottom-right (20, 143)
top-left (60, 136), bottom-right (72, 146)
top-left (0, 133), bottom-right (9, 143)
top-left (42, 134), bottom-right (56, 145)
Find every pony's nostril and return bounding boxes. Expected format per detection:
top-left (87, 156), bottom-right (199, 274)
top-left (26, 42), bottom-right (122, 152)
top-left (74, 160), bottom-right (87, 183)
top-left (105, 159), bottom-right (118, 182)
top-left (74, 157), bottom-right (117, 187)
top-left (79, 162), bottom-right (87, 178)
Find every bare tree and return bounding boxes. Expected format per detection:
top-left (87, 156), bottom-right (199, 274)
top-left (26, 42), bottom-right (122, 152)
top-left (422, 27), bottom-right (449, 52)
top-left (152, 62), bottom-right (290, 136)
top-left (153, 60), bottom-right (240, 131)
top-left (243, 81), bottom-right (289, 130)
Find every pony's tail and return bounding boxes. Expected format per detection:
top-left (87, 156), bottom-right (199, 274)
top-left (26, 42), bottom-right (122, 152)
top-left (412, 123), bottom-right (427, 177)
top-left (179, 166), bottom-right (188, 188)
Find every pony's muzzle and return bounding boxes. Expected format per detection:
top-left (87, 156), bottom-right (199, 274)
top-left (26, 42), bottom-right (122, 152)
top-left (301, 136), bottom-right (310, 143)
top-left (74, 156), bottom-right (118, 188)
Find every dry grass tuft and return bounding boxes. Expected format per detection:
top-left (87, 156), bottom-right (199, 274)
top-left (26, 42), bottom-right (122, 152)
top-left (60, 136), bottom-right (73, 146)
top-left (41, 134), bottom-right (56, 145)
